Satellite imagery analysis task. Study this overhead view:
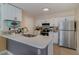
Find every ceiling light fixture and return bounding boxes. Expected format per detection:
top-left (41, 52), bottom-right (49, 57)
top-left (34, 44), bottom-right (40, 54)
top-left (43, 8), bottom-right (49, 11)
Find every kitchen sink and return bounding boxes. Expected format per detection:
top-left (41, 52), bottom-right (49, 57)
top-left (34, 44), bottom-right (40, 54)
top-left (22, 34), bottom-right (36, 37)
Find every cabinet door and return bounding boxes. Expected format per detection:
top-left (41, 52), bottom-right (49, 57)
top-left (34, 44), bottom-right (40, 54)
top-left (0, 36), bottom-right (6, 51)
top-left (8, 4), bottom-right (15, 20)
top-left (3, 4), bottom-right (22, 21)
top-left (0, 4), bottom-right (1, 29)
top-left (15, 7), bottom-right (22, 21)
top-left (17, 9), bottom-right (22, 21)
top-left (0, 4), bottom-right (1, 17)
top-left (9, 4), bottom-right (22, 21)
top-left (3, 4), bottom-right (14, 20)
top-left (3, 4), bottom-right (9, 20)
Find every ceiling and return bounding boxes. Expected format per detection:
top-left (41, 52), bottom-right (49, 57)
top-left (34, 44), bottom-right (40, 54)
top-left (11, 3), bottom-right (79, 17)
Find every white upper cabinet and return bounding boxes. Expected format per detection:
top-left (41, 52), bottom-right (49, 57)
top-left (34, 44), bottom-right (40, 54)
top-left (14, 6), bottom-right (22, 21)
top-left (0, 4), bottom-right (1, 17)
top-left (2, 4), bottom-right (22, 21)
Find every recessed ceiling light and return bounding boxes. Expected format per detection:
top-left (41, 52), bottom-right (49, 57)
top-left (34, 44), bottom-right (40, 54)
top-left (43, 8), bottom-right (49, 11)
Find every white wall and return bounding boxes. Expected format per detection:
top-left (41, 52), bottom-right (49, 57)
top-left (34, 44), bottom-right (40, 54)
top-left (35, 10), bottom-right (75, 26)
top-left (21, 10), bottom-right (34, 34)
top-left (52, 10), bottom-right (76, 17)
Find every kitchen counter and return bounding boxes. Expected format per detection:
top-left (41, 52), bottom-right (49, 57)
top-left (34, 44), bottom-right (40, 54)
top-left (0, 33), bottom-right (53, 55)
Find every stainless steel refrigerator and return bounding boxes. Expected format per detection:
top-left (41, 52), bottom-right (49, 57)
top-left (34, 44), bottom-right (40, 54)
top-left (59, 18), bottom-right (77, 50)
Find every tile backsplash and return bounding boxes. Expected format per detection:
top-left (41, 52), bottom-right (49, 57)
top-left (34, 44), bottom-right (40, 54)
top-left (4, 20), bottom-right (20, 28)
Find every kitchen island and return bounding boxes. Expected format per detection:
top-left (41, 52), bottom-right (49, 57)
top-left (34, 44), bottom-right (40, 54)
top-left (0, 33), bottom-right (53, 55)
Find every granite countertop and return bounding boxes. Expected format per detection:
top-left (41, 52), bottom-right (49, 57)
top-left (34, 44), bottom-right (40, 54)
top-left (0, 33), bottom-right (53, 49)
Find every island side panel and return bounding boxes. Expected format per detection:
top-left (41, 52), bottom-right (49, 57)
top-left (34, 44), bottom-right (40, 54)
top-left (6, 39), bottom-right (48, 55)
top-left (48, 40), bottom-right (53, 55)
